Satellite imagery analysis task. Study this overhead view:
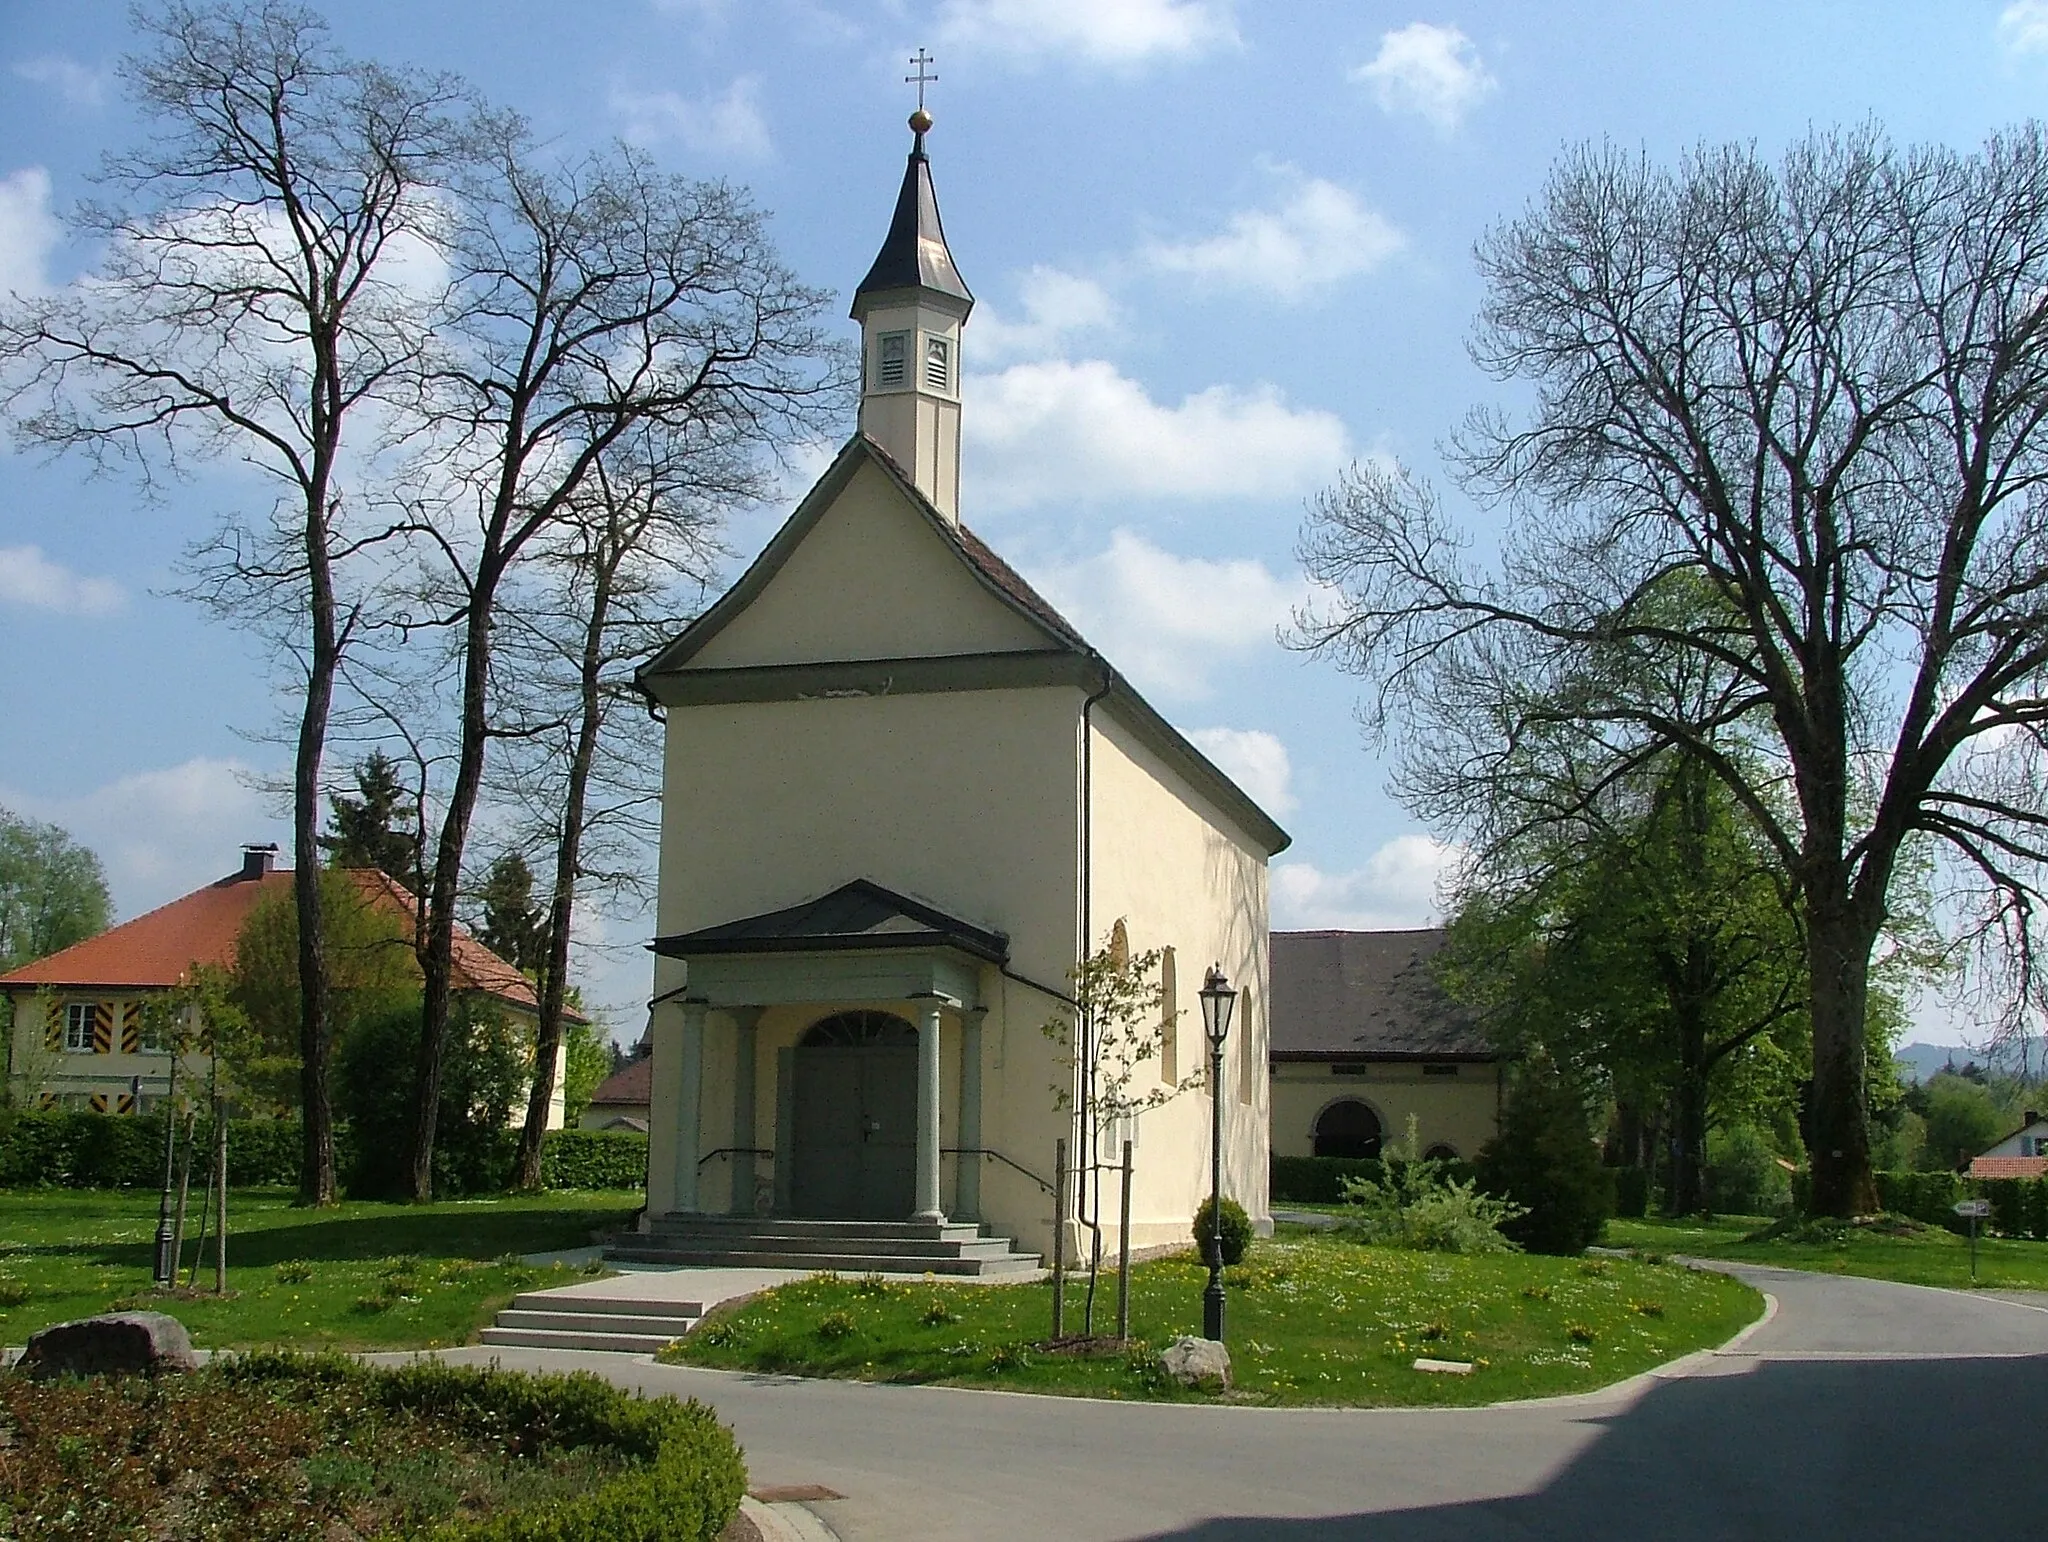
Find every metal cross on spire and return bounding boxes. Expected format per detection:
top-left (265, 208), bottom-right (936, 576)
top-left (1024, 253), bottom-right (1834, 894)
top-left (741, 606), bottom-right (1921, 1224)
top-left (906, 49), bottom-right (938, 113)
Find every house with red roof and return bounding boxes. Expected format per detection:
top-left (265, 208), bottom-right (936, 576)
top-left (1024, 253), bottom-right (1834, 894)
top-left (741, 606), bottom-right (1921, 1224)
top-left (2, 844), bottom-right (569, 1125)
top-left (1969, 1110), bottom-right (2048, 1180)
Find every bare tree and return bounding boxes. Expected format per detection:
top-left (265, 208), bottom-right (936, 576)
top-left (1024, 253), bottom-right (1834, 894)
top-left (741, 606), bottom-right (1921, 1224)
top-left (494, 436), bottom-right (734, 1190)
top-left (1295, 126), bottom-right (2048, 1216)
top-left (393, 123), bottom-right (850, 1199)
top-left (0, 2), bottom-right (466, 1205)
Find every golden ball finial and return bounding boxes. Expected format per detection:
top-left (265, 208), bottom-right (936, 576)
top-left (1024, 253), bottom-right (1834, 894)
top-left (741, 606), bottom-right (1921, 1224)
top-left (909, 108), bottom-right (933, 135)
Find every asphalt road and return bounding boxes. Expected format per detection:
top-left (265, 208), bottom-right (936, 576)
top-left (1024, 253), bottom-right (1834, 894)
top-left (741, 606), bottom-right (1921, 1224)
top-left (441, 1265), bottom-right (2048, 1541)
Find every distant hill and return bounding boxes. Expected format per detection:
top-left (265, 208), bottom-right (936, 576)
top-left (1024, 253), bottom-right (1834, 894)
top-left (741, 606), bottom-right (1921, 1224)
top-left (1895, 1038), bottom-right (2046, 1084)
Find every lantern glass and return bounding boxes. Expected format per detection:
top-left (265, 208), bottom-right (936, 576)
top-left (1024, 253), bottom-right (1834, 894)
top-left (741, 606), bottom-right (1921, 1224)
top-left (1199, 966), bottom-right (1236, 1050)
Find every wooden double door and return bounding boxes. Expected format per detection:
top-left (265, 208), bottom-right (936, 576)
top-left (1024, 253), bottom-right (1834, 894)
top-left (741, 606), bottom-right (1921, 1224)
top-left (789, 1012), bottom-right (918, 1220)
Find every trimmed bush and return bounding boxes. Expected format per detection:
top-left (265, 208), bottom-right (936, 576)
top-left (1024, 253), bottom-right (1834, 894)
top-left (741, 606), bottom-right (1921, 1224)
top-left (215, 1352), bottom-right (744, 1541)
top-left (0, 1108), bottom-right (640, 1193)
top-left (541, 1129), bottom-right (648, 1191)
top-left (1193, 1195), bottom-right (1253, 1265)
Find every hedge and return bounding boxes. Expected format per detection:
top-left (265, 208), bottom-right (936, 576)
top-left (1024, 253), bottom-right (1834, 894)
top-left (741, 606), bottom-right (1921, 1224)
top-left (217, 1352), bottom-right (744, 1542)
top-left (0, 1108), bottom-right (645, 1193)
top-left (1270, 1153), bottom-right (1479, 1205)
top-left (1783, 1167), bottom-right (2048, 1238)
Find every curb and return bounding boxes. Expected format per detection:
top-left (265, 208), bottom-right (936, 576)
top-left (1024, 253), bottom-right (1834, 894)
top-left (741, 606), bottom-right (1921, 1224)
top-left (740, 1495), bottom-right (840, 1542)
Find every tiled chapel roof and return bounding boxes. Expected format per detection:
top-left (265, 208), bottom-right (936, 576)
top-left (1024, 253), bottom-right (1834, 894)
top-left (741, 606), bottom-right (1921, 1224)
top-left (1270, 927), bottom-right (1497, 1061)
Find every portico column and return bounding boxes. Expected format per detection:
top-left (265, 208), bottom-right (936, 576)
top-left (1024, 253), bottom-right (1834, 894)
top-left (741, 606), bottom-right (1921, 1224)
top-left (729, 1007), bottom-right (762, 1215)
top-left (673, 999), bottom-right (707, 1214)
top-left (955, 1006), bottom-right (986, 1221)
top-left (912, 995), bottom-right (946, 1224)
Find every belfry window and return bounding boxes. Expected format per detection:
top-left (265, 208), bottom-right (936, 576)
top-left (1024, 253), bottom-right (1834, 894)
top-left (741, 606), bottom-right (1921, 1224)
top-left (877, 331), bottom-right (909, 388)
top-left (923, 335), bottom-right (950, 391)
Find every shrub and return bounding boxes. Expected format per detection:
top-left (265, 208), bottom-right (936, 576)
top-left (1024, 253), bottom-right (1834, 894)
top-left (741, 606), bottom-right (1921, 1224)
top-left (1337, 1157), bottom-right (1524, 1254)
top-left (1270, 1153), bottom-right (1478, 1205)
top-left (215, 1352), bottom-right (745, 1542)
top-left (1193, 1195), bottom-right (1253, 1265)
top-left (335, 998), bottom-right (527, 1198)
top-left (1705, 1126), bottom-right (1792, 1217)
top-left (1476, 1056), bottom-right (1614, 1255)
top-left (0, 1109), bottom-right (343, 1189)
top-left (540, 1129), bottom-right (647, 1191)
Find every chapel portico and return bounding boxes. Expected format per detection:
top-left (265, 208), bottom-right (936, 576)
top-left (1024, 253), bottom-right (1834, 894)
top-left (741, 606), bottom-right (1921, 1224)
top-left (648, 880), bottom-right (1003, 1228)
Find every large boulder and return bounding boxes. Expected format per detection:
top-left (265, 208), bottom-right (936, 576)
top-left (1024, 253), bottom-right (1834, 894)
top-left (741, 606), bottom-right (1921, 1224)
top-left (1158, 1334), bottom-right (1231, 1390)
top-left (19, 1312), bottom-right (199, 1379)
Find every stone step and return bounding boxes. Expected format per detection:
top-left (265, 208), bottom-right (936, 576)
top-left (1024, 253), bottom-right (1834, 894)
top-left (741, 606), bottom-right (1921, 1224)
top-left (643, 1215), bottom-right (988, 1242)
top-left (625, 1232), bottom-right (1021, 1261)
top-left (479, 1326), bottom-right (687, 1355)
top-left (495, 1309), bottom-right (704, 1338)
top-left (508, 1292), bottom-right (704, 1318)
top-left (602, 1246), bottom-right (1041, 1276)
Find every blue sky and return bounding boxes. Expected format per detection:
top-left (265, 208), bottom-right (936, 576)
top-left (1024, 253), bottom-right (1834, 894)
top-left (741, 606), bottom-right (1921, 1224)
top-left (2, 0), bottom-right (2043, 1042)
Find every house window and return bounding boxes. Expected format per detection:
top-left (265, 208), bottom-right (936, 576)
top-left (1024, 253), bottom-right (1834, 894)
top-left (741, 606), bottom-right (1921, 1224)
top-left (1331, 1062), bottom-right (1373, 1076)
top-left (1423, 1063), bottom-right (1460, 1078)
top-left (137, 1011), bottom-right (170, 1054)
top-left (64, 1003), bottom-right (95, 1053)
top-left (923, 334), bottom-right (950, 391)
top-left (876, 331), bottom-right (909, 388)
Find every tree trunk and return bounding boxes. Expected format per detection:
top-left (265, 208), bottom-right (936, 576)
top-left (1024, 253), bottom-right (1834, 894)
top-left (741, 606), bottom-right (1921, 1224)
top-left (408, 570), bottom-right (502, 1203)
top-left (1805, 905), bottom-right (1879, 1216)
top-left (1673, 1023), bottom-right (1709, 1217)
top-left (294, 491), bottom-right (341, 1208)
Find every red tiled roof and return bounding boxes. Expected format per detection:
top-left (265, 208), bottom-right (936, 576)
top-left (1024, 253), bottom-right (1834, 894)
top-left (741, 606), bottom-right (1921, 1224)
top-left (1969, 1156), bottom-right (2048, 1180)
top-left (587, 1056), bottom-right (652, 1107)
top-left (0, 864), bottom-right (563, 1017)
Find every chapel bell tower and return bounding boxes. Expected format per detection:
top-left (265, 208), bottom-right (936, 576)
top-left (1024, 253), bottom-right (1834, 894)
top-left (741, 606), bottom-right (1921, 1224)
top-left (852, 90), bottom-right (973, 523)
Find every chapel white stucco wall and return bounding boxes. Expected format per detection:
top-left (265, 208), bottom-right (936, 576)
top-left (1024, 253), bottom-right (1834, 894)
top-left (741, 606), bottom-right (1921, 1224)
top-left (684, 459), bottom-right (1044, 670)
top-left (1081, 708), bottom-right (1274, 1252)
top-left (1269, 1062), bottom-right (1503, 1164)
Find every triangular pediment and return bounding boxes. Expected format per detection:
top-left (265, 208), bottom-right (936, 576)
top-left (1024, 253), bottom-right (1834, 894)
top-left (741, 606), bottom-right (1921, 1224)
top-left (641, 438), bottom-right (1064, 676)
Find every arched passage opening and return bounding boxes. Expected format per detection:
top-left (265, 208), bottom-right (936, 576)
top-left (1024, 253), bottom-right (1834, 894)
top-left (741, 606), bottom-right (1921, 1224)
top-left (1313, 1097), bottom-right (1383, 1159)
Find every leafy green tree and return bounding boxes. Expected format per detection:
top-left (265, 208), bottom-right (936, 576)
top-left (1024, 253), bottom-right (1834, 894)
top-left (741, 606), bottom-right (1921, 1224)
top-left (0, 809), bottom-right (112, 971)
top-left (475, 851), bottom-right (546, 975)
top-left (335, 994), bottom-right (524, 1198)
top-left (225, 870), bottom-right (416, 1114)
top-left (1911, 1072), bottom-right (2010, 1172)
top-left (1476, 1052), bottom-right (1614, 1254)
top-left (561, 1020), bottom-right (610, 1125)
top-left (318, 753), bottom-right (421, 886)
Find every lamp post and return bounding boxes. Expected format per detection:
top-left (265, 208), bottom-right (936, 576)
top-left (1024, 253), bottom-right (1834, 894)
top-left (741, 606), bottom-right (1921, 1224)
top-left (1198, 964), bottom-right (1237, 1343)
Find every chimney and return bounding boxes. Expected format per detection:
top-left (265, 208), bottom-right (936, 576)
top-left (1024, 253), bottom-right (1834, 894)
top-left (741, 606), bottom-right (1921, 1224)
top-left (240, 843), bottom-right (279, 880)
top-left (2027, 1110), bottom-right (2040, 1128)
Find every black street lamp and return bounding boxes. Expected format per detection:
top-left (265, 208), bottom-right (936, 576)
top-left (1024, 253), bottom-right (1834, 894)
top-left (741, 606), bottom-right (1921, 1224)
top-left (1198, 964), bottom-right (1237, 1342)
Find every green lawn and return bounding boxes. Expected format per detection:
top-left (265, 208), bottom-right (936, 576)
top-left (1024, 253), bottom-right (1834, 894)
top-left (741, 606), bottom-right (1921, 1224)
top-left (0, 1188), bottom-right (640, 1350)
top-left (1607, 1212), bottom-right (2048, 1291)
top-left (659, 1235), bottom-right (1764, 1407)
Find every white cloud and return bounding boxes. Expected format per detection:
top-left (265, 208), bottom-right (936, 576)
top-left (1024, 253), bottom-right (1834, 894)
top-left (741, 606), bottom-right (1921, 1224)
top-left (611, 77), bottom-right (772, 159)
top-left (0, 759), bottom-right (281, 921)
top-left (1145, 172), bottom-right (1404, 301)
top-left (938, 0), bottom-right (1237, 66)
top-left (12, 56), bottom-right (110, 108)
top-left (1022, 530), bottom-right (1301, 698)
top-left (2001, 1), bottom-right (2048, 57)
top-left (0, 546), bottom-right (124, 616)
top-left (965, 358), bottom-right (1349, 509)
top-left (972, 266), bottom-right (1118, 364)
top-left (1188, 726), bottom-right (1295, 814)
top-left (1271, 836), bottom-right (1462, 931)
top-left (1351, 22), bottom-right (1496, 133)
top-left (0, 166), bottom-right (60, 298)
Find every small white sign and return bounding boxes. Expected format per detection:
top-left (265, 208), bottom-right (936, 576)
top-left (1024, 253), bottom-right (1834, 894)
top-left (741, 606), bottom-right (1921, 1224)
top-left (1954, 1199), bottom-right (1991, 1218)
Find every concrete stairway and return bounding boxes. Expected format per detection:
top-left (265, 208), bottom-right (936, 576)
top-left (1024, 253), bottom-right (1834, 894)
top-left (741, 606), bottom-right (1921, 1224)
top-left (480, 1292), bottom-right (704, 1354)
top-left (605, 1215), bottom-right (1042, 1277)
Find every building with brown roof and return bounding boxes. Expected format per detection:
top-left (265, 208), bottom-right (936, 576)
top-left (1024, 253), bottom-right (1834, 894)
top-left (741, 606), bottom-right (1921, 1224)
top-left (1969, 1111), bottom-right (2048, 1180)
top-left (2, 844), bottom-right (569, 1125)
top-left (1269, 928), bottom-right (1505, 1163)
top-left (580, 1052), bottom-right (652, 1132)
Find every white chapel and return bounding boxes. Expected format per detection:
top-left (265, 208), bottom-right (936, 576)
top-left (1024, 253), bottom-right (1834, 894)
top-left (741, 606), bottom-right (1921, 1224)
top-left (626, 109), bottom-right (1289, 1267)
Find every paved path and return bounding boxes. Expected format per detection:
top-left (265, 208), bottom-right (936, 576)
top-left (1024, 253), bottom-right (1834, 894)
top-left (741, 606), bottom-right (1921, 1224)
top-left (441, 1264), bottom-right (2048, 1541)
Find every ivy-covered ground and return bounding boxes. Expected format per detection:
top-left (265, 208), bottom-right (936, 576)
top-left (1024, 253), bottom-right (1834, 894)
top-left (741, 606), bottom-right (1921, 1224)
top-left (659, 1234), bottom-right (1764, 1407)
top-left (1608, 1212), bottom-right (2048, 1290)
top-left (0, 1188), bottom-right (637, 1350)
